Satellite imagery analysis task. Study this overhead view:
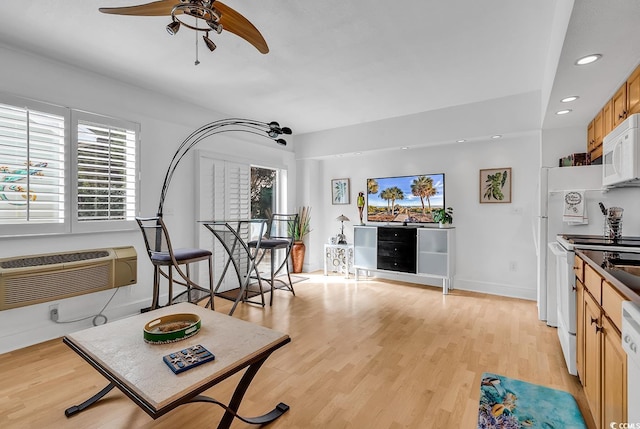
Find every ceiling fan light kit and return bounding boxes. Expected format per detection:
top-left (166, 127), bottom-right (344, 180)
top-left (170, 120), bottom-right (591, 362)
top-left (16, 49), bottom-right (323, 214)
top-left (100, 0), bottom-right (269, 63)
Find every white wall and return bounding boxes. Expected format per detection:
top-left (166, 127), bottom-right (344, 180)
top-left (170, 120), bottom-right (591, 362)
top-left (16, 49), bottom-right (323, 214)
top-left (299, 131), bottom-right (541, 299)
top-left (0, 44), bottom-right (295, 353)
top-left (541, 125), bottom-right (586, 167)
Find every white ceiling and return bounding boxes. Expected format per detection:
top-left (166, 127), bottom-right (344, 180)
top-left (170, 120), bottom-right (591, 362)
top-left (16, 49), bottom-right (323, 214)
top-left (0, 1), bottom-right (638, 137)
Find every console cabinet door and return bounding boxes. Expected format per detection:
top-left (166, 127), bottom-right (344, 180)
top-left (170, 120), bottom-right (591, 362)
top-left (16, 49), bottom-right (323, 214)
top-left (417, 229), bottom-right (449, 277)
top-left (354, 227), bottom-right (377, 270)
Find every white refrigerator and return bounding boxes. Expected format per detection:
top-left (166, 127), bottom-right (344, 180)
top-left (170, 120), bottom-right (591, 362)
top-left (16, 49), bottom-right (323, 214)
top-left (535, 165), bottom-right (605, 327)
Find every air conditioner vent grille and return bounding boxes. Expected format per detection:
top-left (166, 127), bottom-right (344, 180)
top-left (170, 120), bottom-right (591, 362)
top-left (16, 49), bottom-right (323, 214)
top-left (0, 251), bottom-right (110, 269)
top-left (4, 264), bottom-right (111, 306)
top-left (0, 246), bottom-right (137, 311)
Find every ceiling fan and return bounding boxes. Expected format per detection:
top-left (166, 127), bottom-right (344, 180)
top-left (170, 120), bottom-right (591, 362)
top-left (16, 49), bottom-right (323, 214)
top-left (99, 0), bottom-right (269, 56)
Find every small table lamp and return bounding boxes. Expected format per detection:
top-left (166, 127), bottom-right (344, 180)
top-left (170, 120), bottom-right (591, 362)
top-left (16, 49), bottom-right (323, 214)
top-left (336, 214), bottom-right (350, 244)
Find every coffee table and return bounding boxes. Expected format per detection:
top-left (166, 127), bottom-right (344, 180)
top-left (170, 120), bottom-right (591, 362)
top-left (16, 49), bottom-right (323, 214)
top-left (63, 302), bottom-right (291, 428)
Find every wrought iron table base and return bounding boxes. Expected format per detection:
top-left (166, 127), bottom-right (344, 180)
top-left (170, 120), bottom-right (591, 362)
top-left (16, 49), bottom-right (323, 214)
top-left (64, 355), bottom-right (289, 429)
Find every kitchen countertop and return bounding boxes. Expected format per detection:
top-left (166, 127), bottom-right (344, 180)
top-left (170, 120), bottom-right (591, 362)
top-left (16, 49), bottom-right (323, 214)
top-left (577, 249), bottom-right (640, 305)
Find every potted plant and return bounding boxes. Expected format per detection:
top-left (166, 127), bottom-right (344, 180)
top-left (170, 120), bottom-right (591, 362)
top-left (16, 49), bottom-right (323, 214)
top-left (432, 207), bottom-right (453, 227)
top-left (290, 206), bottom-right (311, 273)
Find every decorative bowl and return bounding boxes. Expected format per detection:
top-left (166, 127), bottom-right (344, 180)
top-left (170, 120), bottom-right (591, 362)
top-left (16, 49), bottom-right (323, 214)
top-left (143, 313), bottom-right (201, 344)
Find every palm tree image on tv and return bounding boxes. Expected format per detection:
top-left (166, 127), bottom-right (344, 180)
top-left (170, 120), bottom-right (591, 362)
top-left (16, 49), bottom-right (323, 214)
top-left (410, 175), bottom-right (437, 214)
top-left (367, 174), bottom-right (445, 223)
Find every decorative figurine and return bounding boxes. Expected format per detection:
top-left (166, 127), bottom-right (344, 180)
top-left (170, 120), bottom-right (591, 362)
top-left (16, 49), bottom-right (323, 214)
top-left (357, 191), bottom-right (365, 225)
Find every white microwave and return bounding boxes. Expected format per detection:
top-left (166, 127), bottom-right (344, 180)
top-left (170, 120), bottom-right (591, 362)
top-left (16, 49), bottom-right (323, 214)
top-left (603, 113), bottom-right (640, 187)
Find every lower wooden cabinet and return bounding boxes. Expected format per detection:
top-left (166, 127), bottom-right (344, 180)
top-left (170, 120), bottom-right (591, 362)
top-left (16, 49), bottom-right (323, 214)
top-left (582, 291), bottom-right (602, 424)
top-left (576, 255), bottom-right (628, 429)
top-left (601, 316), bottom-right (627, 428)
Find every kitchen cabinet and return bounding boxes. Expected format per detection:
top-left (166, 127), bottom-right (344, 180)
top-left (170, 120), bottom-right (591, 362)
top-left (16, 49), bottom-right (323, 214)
top-left (603, 100), bottom-right (614, 137)
top-left (628, 64), bottom-right (640, 117)
top-left (587, 119), bottom-right (595, 154)
top-left (601, 315), bottom-right (627, 429)
top-left (612, 83), bottom-right (628, 128)
top-left (587, 62), bottom-right (640, 161)
top-left (575, 256), bottom-right (585, 380)
top-left (583, 290), bottom-right (602, 424)
top-left (576, 254), bottom-right (629, 429)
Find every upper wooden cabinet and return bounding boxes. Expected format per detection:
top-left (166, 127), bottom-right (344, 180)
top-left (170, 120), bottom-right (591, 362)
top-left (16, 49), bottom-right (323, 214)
top-left (612, 83), bottom-right (628, 128)
top-left (603, 100), bottom-right (614, 137)
top-left (628, 64), bottom-right (640, 116)
top-left (587, 62), bottom-right (640, 160)
top-left (587, 119), bottom-right (595, 153)
top-left (594, 110), bottom-right (604, 148)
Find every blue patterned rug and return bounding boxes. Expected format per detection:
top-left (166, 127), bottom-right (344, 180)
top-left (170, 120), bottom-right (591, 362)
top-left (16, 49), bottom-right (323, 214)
top-left (478, 372), bottom-right (587, 429)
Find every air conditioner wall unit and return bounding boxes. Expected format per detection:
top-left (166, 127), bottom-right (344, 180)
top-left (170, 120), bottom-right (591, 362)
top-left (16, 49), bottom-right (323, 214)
top-left (0, 246), bottom-right (137, 311)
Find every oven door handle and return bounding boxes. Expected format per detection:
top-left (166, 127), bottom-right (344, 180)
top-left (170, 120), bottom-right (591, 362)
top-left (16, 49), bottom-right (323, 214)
top-left (548, 242), bottom-right (568, 257)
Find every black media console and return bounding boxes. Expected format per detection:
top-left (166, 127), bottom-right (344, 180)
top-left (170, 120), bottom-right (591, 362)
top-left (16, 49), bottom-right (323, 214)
top-left (376, 227), bottom-right (417, 273)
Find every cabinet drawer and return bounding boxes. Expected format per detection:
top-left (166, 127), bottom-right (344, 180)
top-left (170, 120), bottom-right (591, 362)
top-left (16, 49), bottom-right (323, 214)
top-left (378, 242), bottom-right (414, 256)
top-left (574, 255), bottom-right (585, 283)
top-left (584, 264), bottom-right (602, 304)
top-left (602, 280), bottom-right (627, 331)
top-left (377, 227), bottom-right (416, 243)
top-left (377, 256), bottom-right (416, 273)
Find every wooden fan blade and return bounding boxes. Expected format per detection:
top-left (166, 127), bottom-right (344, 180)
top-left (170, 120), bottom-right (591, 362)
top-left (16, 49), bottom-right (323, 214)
top-left (99, 0), bottom-right (178, 16)
top-left (215, 2), bottom-right (269, 54)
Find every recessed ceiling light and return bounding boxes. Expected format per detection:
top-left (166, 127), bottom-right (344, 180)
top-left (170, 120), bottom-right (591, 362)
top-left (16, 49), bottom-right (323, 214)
top-left (456, 139), bottom-right (466, 143)
top-left (401, 146), bottom-right (409, 150)
top-left (491, 135), bottom-right (502, 139)
top-left (556, 109), bottom-right (572, 115)
top-left (561, 96), bottom-right (579, 103)
top-left (575, 54), bottom-right (602, 65)
top-left (355, 152), bottom-right (361, 155)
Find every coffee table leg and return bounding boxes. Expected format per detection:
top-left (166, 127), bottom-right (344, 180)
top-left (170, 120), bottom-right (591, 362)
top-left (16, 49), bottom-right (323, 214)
top-left (190, 356), bottom-right (289, 428)
top-left (65, 383), bottom-right (115, 417)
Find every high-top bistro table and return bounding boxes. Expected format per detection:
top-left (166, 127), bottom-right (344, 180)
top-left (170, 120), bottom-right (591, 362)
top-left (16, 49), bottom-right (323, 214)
top-left (63, 302), bottom-right (290, 428)
top-left (199, 219), bottom-right (268, 316)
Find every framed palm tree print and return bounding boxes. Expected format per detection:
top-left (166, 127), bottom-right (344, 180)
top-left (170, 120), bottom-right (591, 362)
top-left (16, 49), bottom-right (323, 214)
top-left (480, 168), bottom-right (511, 203)
top-left (331, 178), bottom-right (350, 205)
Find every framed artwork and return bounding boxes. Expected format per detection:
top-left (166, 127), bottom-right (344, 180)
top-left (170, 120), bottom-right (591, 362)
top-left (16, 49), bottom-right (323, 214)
top-left (331, 178), bottom-right (350, 205)
top-left (480, 168), bottom-right (512, 203)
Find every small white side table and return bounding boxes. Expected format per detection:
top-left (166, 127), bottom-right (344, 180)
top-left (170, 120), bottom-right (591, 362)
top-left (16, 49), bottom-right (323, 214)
top-left (324, 243), bottom-right (354, 278)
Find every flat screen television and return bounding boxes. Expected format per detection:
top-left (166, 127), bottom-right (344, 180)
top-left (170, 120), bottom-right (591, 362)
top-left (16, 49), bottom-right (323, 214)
top-left (366, 173), bottom-right (445, 223)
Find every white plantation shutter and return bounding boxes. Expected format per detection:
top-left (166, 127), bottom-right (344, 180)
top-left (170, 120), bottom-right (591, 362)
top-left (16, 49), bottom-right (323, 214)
top-left (196, 153), bottom-right (250, 291)
top-left (72, 111), bottom-right (139, 233)
top-left (0, 96), bottom-right (139, 236)
top-left (76, 121), bottom-right (136, 221)
top-left (0, 102), bottom-right (67, 232)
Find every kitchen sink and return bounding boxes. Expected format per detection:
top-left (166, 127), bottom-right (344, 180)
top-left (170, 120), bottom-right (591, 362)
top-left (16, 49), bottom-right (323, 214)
top-left (614, 265), bottom-right (640, 277)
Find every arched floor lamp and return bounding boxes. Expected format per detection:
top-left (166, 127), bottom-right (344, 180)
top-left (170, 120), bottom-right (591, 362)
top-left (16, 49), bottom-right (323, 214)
top-left (157, 118), bottom-right (292, 217)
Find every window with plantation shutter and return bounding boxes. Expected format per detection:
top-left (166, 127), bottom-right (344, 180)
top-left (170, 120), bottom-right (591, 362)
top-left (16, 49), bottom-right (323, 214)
top-left (72, 111), bottom-right (139, 233)
top-left (0, 100), bottom-right (68, 234)
top-left (0, 94), bottom-right (139, 236)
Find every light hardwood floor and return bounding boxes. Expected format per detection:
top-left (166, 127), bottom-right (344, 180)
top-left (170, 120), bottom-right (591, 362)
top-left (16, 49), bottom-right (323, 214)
top-left (0, 274), bottom-right (595, 428)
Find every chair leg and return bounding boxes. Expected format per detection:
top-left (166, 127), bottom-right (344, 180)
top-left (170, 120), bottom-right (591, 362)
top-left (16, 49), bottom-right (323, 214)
top-left (151, 266), bottom-right (161, 310)
top-left (270, 250), bottom-right (275, 306)
top-left (207, 257), bottom-right (214, 310)
top-left (168, 266), bottom-right (174, 306)
top-left (186, 264), bottom-right (192, 304)
top-left (284, 257), bottom-right (296, 297)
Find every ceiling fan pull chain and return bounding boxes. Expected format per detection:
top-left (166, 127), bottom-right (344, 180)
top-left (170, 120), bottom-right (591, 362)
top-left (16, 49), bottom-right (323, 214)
top-left (194, 17), bottom-right (200, 66)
